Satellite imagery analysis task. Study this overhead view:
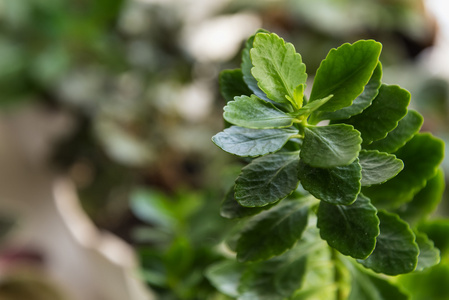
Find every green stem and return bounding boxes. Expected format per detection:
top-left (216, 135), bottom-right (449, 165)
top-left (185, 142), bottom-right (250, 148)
top-left (331, 249), bottom-right (345, 300)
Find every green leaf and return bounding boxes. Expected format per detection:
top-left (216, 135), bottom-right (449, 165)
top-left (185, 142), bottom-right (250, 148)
top-left (418, 219), bottom-right (449, 259)
top-left (415, 232), bottom-right (440, 271)
top-left (236, 200), bottom-right (309, 262)
top-left (205, 260), bottom-right (244, 298)
top-left (223, 95), bottom-right (294, 128)
top-left (364, 110), bottom-right (423, 153)
top-left (317, 62), bottom-right (383, 121)
top-left (130, 188), bottom-right (176, 229)
top-left (317, 194), bottom-right (379, 259)
top-left (220, 187), bottom-right (276, 219)
top-left (397, 169), bottom-right (445, 225)
top-left (363, 133), bottom-right (445, 208)
top-left (294, 94), bottom-right (333, 117)
top-left (309, 40), bottom-right (382, 112)
top-left (242, 29), bottom-right (270, 102)
top-left (346, 260), bottom-right (410, 300)
top-left (340, 84), bottom-right (410, 145)
top-left (251, 32), bottom-right (307, 108)
top-left (274, 256), bottom-right (307, 297)
top-left (212, 126), bottom-right (298, 157)
top-left (301, 124), bottom-right (361, 168)
top-left (398, 264), bottom-right (449, 300)
top-left (235, 152), bottom-right (300, 207)
top-left (298, 159), bottom-right (362, 205)
top-left (219, 69), bottom-right (253, 102)
top-left (359, 150), bottom-right (404, 186)
top-left (358, 211), bottom-right (419, 275)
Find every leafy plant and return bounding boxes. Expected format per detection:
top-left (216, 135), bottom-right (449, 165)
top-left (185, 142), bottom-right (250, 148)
top-left (209, 30), bottom-right (446, 299)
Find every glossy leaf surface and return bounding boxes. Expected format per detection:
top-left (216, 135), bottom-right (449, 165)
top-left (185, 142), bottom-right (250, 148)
top-left (358, 150), bottom-right (403, 186)
top-left (235, 152), bottom-right (300, 207)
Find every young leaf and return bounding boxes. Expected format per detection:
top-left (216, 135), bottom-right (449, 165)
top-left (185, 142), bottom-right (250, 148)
top-left (346, 260), bottom-right (410, 300)
top-left (340, 84), bottom-right (410, 145)
top-left (309, 40), bottom-right (382, 112)
top-left (363, 133), bottom-right (445, 208)
top-left (224, 95), bottom-right (294, 129)
top-left (317, 194), bottom-right (379, 259)
top-left (236, 200), bottom-right (309, 262)
top-left (397, 169), bottom-right (445, 225)
top-left (235, 152), bottom-right (300, 207)
top-left (294, 94), bottom-right (333, 117)
top-left (219, 69), bottom-right (253, 102)
top-left (251, 32), bottom-right (307, 108)
top-left (317, 62), bottom-right (383, 121)
top-left (298, 159), bottom-right (362, 205)
top-left (415, 232), bottom-right (440, 272)
top-left (205, 260), bottom-right (245, 298)
top-left (358, 211), bottom-right (419, 275)
top-left (242, 30), bottom-right (271, 102)
top-left (358, 150), bottom-right (404, 186)
top-left (212, 126), bottom-right (298, 157)
top-left (301, 124), bottom-right (362, 168)
top-left (364, 109), bottom-right (423, 153)
top-left (220, 187), bottom-right (276, 219)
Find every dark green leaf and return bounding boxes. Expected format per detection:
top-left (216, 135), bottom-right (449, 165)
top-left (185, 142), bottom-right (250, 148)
top-left (363, 133), bottom-right (445, 208)
top-left (224, 95), bottom-right (294, 128)
top-left (415, 232), bottom-right (440, 271)
top-left (317, 62), bottom-right (383, 121)
top-left (340, 84), bottom-right (410, 144)
top-left (251, 32), bottom-right (307, 108)
top-left (298, 159), bottom-right (362, 205)
top-left (236, 200), bottom-right (309, 262)
top-left (397, 169), bottom-right (445, 225)
top-left (274, 256), bottom-right (307, 297)
top-left (364, 110), bottom-right (423, 153)
top-left (219, 69), bottom-right (252, 102)
top-left (346, 260), bottom-right (410, 300)
top-left (242, 30), bottom-right (270, 102)
top-left (212, 126), bottom-right (298, 157)
top-left (205, 260), bottom-right (245, 297)
top-left (238, 260), bottom-right (283, 300)
top-left (318, 194), bottom-right (379, 259)
top-left (309, 40), bottom-right (382, 112)
top-left (235, 152), bottom-right (300, 207)
top-left (398, 264), bottom-right (449, 300)
top-left (220, 187), bottom-right (276, 219)
top-left (301, 124), bottom-right (361, 168)
top-left (359, 150), bottom-right (404, 186)
top-left (358, 211), bottom-right (419, 275)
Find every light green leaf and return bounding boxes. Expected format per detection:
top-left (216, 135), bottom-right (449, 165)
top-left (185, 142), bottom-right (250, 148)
top-left (415, 232), bottom-right (440, 272)
top-left (242, 29), bottom-right (270, 102)
top-left (220, 187), bottom-right (276, 219)
top-left (317, 194), bottom-right (379, 259)
top-left (219, 69), bottom-right (252, 102)
top-left (398, 264), bottom-right (449, 300)
top-left (364, 110), bottom-right (423, 153)
top-left (224, 95), bottom-right (294, 128)
top-left (358, 211), bottom-right (419, 275)
top-left (298, 159), bottom-right (362, 205)
top-left (340, 84), bottom-right (410, 145)
top-left (309, 40), bottom-right (382, 112)
top-left (417, 219), bottom-right (449, 259)
top-left (294, 94), bottom-right (333, 117)
top-left (251, 32), bottom-right (307, 108)
top-left (206, 260), bottom-right (245, 298)
top-left (236, 200), bottom-right (309, 262)
top-left (317, 62), bottom-right (383, 121)
top-left (212, 126), bottom-right (298, 157)
top-left (363, 133), bottom-right (445, 208)
top-left (346, 260), bottom-right (410, 300)
top-left (359, 150), bottom-right (404, 186)
top-left (235, 152), bottom-right (300, 207)
top-left (301, 124), bottom-right (361, 168)
top-left (397, 169), bottom-right (445, 225)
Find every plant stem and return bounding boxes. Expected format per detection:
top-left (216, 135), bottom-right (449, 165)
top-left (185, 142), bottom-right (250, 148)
top-left (331, 249), bottom-right (345, 300)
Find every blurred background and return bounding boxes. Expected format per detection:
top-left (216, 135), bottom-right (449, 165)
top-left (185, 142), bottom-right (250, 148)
top-left (0, 0), bottom-right (447, 299)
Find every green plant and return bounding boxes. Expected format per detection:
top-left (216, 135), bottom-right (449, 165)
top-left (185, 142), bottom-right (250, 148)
top-left (208, 30), bottom-right (446, 299)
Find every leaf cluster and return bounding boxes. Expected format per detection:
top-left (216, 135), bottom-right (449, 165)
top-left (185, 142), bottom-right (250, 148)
top-left (209, 30), bottom-right (446, 299)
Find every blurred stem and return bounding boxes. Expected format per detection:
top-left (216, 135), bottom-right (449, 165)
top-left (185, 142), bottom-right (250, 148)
top-left (331, 248), bottom-right (345, 300)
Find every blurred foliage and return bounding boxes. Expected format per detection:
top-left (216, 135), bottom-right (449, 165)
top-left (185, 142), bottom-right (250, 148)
top-left (0, 0), bottom-right (447, 298)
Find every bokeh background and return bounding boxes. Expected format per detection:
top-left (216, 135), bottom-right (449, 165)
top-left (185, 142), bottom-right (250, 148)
top-left (0, 0), bottom-right (447, 299)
